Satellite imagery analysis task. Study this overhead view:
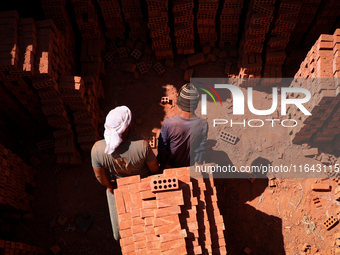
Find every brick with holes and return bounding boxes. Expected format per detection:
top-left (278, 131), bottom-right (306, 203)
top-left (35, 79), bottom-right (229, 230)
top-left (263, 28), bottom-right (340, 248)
top-left (151, 176), bottom-right (179, 192)
top-left (153, 62), bottom-right (166, 76)
top-left (219, 131), bottom-right (237, 144)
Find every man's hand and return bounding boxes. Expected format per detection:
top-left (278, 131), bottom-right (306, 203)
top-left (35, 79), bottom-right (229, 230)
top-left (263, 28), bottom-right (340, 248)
top-left (93, 167), bottom-right (115, 192)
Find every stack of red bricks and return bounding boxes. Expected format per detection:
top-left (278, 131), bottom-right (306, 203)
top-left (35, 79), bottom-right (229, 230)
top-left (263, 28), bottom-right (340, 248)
top-left (288, 30), bottom-right (340, 143)
top-left (146, 0), bottom-right (173, 60)
top-left (219, 0), bottom-right (244, 48)
top-left (0, 240), bottom-right (45, 255)
top-left (262, 0), bottom-right (301, 86)
top-left (0, 144), bottom-right (35, 212)
top-left (71, 0), bottom-right (102, 40)
top-left (41, 0), bottom-right (70, 29)
top-left (238, 0), bottom-right (276, 80)
top-left (0, 13), bottom-right (44, 122)
top-left (121, 0), bottom-right (147, 42)
top-left (303, 0), bottom-right (340, 46)
top-left (59, 75), bottom-right (101, 152)
top-left (289, 0), bottom-right (322, 45)
top-left (98, 0), bottom-right (125, 40)
top-left (196, 1), bottom-right (219, 47)
top-left (173, 1), bottom-right (195, 55)
top-left (115, 167), bottom-right (226, 254)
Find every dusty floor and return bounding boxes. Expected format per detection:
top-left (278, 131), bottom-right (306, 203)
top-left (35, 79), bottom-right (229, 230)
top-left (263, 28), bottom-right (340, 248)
top-left (4, 49), bottom-right (340, 255)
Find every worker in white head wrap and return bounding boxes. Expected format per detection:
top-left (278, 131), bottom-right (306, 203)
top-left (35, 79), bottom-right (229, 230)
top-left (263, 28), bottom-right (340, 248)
top-left (104, 106), bottom-right (132, 154)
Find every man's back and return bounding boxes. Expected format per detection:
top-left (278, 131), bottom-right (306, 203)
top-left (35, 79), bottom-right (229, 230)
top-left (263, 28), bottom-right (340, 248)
top-left (91, 138), bottom-right (155, 178)
top-left (158, 116), bottom-right (208, 167)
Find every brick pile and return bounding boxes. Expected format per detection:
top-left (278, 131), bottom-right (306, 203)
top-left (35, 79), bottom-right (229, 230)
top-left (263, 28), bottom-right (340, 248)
top-left (115, 167), bottom-right (226, 254)
top-left (290, 0), bottom-right (322, 45)
top-left (238, 0), bottom-right (276, 80)
top-left (147, 0), bottom-right (173, 60)
top-left (288, 30), bottom-right (340, 143)
top-left (71, 0), bottom-right (102, 39)
top-left (41, 0), bottom-right (70, 29)
top-left (262, 0), bottom-right (301, 86)
top-left (303, 0), bottom-right (340, 46)
top-left (0, 12), bottom-right (43, 122)
top-left (173, 1), bottom-right (195, 55)
top-left (219, 0), bottom-right (244, 48)
top-left (121, 0), bottom-right (147, 42)
top-left (196, 1), bottom-right (219, 47)
top-left (0, 240), bottom-right (45, 255)
top-left (59, 75), bottom-right (101, 152)
top-left (98, 0), bottom-right (125, 40)
top-left (0, 144), bottom-right (35, 212)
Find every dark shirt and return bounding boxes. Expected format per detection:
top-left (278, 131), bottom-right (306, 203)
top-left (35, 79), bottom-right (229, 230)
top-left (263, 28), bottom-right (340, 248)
top-left (158, 116), bottom-right (208, 167)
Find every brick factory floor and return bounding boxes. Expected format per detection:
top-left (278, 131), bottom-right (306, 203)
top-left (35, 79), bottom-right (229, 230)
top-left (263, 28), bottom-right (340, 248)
top-left (3, 51), bottom-right (339, 255)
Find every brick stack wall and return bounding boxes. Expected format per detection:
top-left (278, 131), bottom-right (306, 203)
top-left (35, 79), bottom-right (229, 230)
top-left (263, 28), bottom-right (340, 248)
top-left (262, 0), bottom-right (301, 86)
top-left (41, 0), bottom-right (70, 29)
top-left (98, 0), bottom-right (125, 40)
top-left (121, 0), bottom-right (147, 42)
top-left (290, 0), bottom-right (322, 45)
top-left (147, 0), bottom-right (173, 60)
top-left (115, 167), bottom-right (226, 254)
top-left (288, 29), bottom-right (340, 144)
top-left (71, 0), bottom-right (103, 40)
top-left (238, 0), bottom-right (277, 81)
top-left (173, 1), bottom-right (195, 55)
top-left (219, 0), bottom-right (244, 48)
top-left (0, 240), bottom-right (45, 255)
top-left (196, 1), bottom-right (219, 47)
top-left (303, 0), bottom-right (339, 46)
top-left (0, 12), bottom-right (43, 123)
top-left (0, 144), bottom-right (35, 212)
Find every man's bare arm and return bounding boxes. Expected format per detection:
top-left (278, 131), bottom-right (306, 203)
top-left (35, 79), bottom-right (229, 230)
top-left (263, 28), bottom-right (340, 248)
top-left (146, 158), bottom-right (160, 174)
top-left (93, 167), bottom-right (114, 194)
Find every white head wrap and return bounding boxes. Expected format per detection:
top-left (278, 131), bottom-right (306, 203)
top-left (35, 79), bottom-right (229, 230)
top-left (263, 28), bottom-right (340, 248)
top-left (104, 106), bottom-right (132, 154)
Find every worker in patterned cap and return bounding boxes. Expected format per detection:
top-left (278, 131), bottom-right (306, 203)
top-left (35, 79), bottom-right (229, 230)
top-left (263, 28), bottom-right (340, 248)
top-left (158, 83), bottom-right (209, 169)
top-left (91, 106), bottom-right (159, 240)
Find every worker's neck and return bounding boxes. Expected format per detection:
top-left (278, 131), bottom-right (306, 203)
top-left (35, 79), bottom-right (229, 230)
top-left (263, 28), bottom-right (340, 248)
top-left (180, 110), bottom-right (196, 119)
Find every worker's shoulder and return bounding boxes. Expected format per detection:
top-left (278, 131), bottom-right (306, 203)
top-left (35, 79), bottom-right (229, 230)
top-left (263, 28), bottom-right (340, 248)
top-left (91, 139), bottom-right (106, 153)
top-left (129, 137), bottom-right (148, 147)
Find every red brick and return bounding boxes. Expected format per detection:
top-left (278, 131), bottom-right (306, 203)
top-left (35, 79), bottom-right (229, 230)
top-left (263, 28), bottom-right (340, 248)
top-left (160, 245), bottom-right (187, 255)
top-left (146, 234), bottom-right (160, 243)
top-left (141, 190), bottom-right (156, 200)
top-left (302, 148), bottom-right (318, 156)
top-left (160, 238), bottom-right (186, 251)
top-left (145, 225), bottom-right (155, 235)
top-left (146, 240), bottom-right (160, 250)
top-left (120, 220), bottom-right (132, 230)
top-left (133, 232), bottom-right (146, 242)
top-left (118, 213), bottom-right (132, 223)
top-left (155, 206), bottom-right (181, 218)
top-left (129, 193), bottom-right (142, 209)
top-left (157, 196), bottom-right (184, 208)
top-left (187, 53), bottom-right (205, 66)
top-left (122, 243), bottom-right (135, 253)
top-left (132, 224), bottom-right (144, 234)
top-left (132, 217), bottom-right (144, 225)
top-left (153, 214), bottom-right (179, 227)
top-left (145, 217), bottom-right (154, 226)
top-left (184, 69), bottom-right (194, 82)
top-left (114, 189), bottom-right (126, 215)
top-left (120, 228), bottom-right (133, 238)
top-left (143, 200), bottom-right (157, 209)
top-left (117, 175), bottom-right (141, 187)
top-left (139, 181), bottom-right (152, 191)
top-left (312, 183), bottom-right (331, 191)
top-left (120, 236), bottom-right (134, 246)
top-left (156, 190), bottom-right (183, 200)
top-left (128, 183), bottom-right (140, 194)
top-left (160, 229), bottom-right (187, 242)
top-left (154, 223), bottom-right (181, 235)
top-left (134, 240), bottom-right (146, 249)
top-left (140, 208), bottom-right (155, 218)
